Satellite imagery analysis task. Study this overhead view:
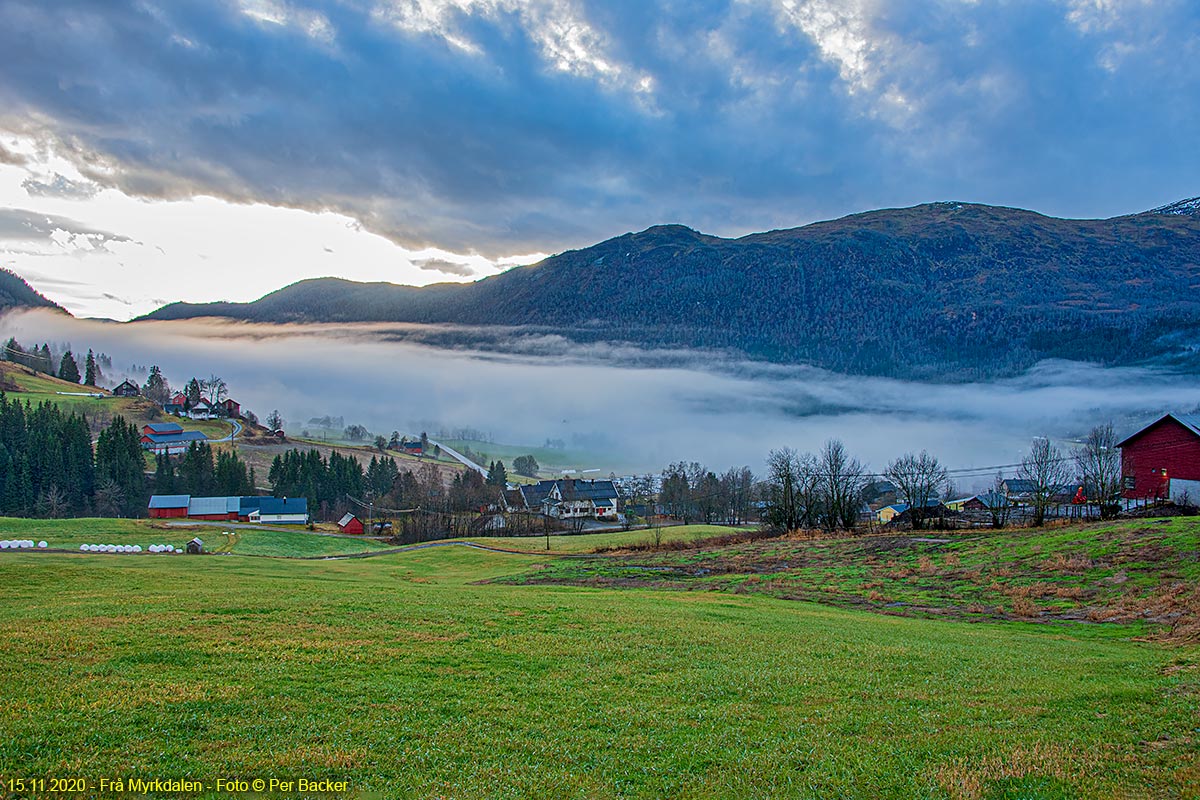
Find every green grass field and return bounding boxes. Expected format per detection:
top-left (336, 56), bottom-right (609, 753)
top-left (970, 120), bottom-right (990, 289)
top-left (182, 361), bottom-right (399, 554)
top-left (462, 524), bottom-right (752, 554)
top-left (0, 518), bottom-right (395, 558)
top-left (0, 520), bottom-right (1197, 798)
top-left (440, 438), bottom-right (622, 475)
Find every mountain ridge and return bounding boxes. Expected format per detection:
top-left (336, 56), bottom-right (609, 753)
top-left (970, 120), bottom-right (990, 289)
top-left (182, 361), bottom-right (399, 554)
top-left (143, 200), bottom-right (1200, 379)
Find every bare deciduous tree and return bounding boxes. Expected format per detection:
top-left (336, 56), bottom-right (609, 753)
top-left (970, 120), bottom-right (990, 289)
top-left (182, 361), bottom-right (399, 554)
top-left (884, 451), bottom-right (948, 530)
top-left (819, 439), bottom-right (868, 531)
top-left (989, 472), bottom-right (1011, 528)
top-left (1018, 438), bottom-right (1072, 526)
top-left (1075, 424), bottom-right (1123, 518)
top-left (764, 448), bottom-right (808, 532)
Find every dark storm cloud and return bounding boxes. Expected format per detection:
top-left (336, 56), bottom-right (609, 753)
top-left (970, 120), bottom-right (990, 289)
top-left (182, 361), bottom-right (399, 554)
top-left (0, 1), bottom-right (1196, 256)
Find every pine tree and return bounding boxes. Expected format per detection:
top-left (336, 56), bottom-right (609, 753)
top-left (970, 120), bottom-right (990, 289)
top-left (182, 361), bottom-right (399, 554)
top-left (154, 454), bottom-right (177, 495)
top-left (94, 416), bottom-right (146, 516)
top-left (486, 460), bottom-right (507, 486)
top-left (184, 378), bottom-right (202, 407)
top-left (58, 351), bottom-right (81, 383)
top-left (36, 344), bottom-right (53, 374)
top-left (143, 366), bottom-right (170, 405)
top-left (84, 349), bottom-right (98, 386)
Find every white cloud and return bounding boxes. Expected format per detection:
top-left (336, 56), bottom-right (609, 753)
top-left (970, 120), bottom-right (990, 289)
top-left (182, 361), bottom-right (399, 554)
top-left (0, 136), bottom-right (546, 319)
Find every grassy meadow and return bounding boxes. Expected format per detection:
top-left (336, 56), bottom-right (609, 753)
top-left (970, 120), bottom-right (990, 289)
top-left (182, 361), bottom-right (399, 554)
top-left (0, 517), bottom-right (395, 559)
top-left (0, 519), bottom-right (1197, 798)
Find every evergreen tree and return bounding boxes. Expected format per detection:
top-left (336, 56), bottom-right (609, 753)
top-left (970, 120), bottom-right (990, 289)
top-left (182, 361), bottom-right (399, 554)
top-left (94, 415), bottom-right (146, 516)
top-left (486, 460), bottom-right (507, 486)
top-left (179, 441), bottom-right (217, 496)
top-left (3, 337), bottom-right (22, 363)
top-left (184, 378), bottom-right (202, 407)
top-left (84, 349), bottom-right (98, 386)
top-left (36, 344), bottom-right (53, 374)
top-left (143, 366), bottom-right (170, 405)
top-left (153, 454), bottom-right (177, 495)
top-left (58, 351), bottom-right (81, 383)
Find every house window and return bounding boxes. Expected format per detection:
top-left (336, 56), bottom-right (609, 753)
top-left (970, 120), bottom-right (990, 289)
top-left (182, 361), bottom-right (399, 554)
top-left (1124, 476), bottom-right (1135, 490)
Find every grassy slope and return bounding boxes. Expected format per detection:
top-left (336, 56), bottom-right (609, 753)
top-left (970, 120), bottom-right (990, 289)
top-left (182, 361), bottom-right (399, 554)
top-left (440, 438), bottom-right (619, 474)
top-left (462, 524), bottom-right (752, 554)
top-left (0, 518), bottom-right (393, 558)
top-left (514, 519), bottom-right (1200, 636)
top-left (0, 545), bottom-right (1196, 798)
top-left (0, 361), bottom-right (231, 439)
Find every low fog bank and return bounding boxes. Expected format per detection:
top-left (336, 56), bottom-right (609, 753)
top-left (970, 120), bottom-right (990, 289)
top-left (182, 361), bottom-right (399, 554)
top-left (5, 311), bottom-right (1197, 482)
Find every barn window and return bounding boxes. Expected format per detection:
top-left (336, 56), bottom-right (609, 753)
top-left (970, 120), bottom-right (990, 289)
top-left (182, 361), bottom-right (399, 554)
top-left (1124, 476), bottom-right (1136, 490)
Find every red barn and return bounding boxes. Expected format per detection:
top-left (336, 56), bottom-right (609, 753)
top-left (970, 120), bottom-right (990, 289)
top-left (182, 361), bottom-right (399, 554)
top-left (337, 513), bottom-right (364, 535)
top-left (221, 398), bottom-right (241, 418)
top-left (148, 494), bottom-right (189, 518)
top-left (1117, 413), bottom-right (1200, 499)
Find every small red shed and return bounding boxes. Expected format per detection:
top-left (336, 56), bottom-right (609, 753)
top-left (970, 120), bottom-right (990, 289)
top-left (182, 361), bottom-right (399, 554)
top-left (1117, 413), bottom-right (1200, 499)
top-left (337, 513), bottom-right (364, 535)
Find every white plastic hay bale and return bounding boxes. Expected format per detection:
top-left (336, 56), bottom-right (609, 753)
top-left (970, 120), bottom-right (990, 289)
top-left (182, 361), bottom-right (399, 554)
top-left (0, 541), bottom-right (10, 549)
top-left (80, 544), bottom-right (88, 551)
top-left (133, 545), bottom-right (142, 553)
top-left (105, 545), bottom-right (116, 553)
top-left (37, 541), bottom-right (47, 548)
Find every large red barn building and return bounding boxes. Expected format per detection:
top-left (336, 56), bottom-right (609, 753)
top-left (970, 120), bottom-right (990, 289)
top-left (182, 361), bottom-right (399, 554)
top-left (1117, 413), bottom-right (1200, 500)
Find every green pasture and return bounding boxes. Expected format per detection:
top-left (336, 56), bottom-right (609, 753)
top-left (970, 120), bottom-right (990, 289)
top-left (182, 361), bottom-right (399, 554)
top-left (463, 524), bottom-right (753, 554)
top-left (0, 517), bottom-right (392, 559)
top-left (0, 532), bottom-right (1196, 798)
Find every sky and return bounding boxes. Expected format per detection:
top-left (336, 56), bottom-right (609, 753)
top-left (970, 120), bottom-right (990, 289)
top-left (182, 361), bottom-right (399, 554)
top-left (0, 0), bottom-right (1198, 319)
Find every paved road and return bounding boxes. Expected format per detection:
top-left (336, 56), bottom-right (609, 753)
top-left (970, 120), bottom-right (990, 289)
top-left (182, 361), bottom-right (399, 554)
top-left (212, 418), bottom-right (243, 442)
top-left (428, 439), bottom-right (487, 476)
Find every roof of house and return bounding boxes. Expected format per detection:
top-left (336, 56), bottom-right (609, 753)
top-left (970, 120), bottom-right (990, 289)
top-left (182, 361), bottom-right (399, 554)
top-left (594, 498), bottom-right (616, 508)
top-left (255, 497), bottom-right (308, 515)
top-left (1002, 478), bottom-right (1037, 493)
top-left (163, 404), bottom-right (184, 413)
top-left (556, 479), bottom-right (619, 501)
top-left (148, 494), bottom-right (190, 509)
top-left (502, 488), bottom-right (525, 508)
top-left (240, 496), bottom-right (264, 512)
top-left (188, 496), bottom-right (240, 515)
top-left (191, 397), bottom-right (213, 408)
top-left (881, 503), bottom-right (909, 514)
top-left (977, 491), bottom-right (1008, 508)
top-left (113, 379), bottom-right (139, 391)
top-left (142, 431), bottom-right (208, 444)
top-left (144, 422), bottom-right (184, 434)
top-left (520, 480), bottom-right (558, 507)
top-left (338, 512), bottom-right (358, 527)
top-left (1117, 413), bottom-right (1200, 448)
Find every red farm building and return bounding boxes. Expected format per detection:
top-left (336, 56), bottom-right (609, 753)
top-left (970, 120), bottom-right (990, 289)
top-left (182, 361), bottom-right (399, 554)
top-left (337, 513), bottom-right (364, 535)
top-left (1117, 413), bottom-right (1200, 501)
top-left (147, 494), bottom-right (189, 518)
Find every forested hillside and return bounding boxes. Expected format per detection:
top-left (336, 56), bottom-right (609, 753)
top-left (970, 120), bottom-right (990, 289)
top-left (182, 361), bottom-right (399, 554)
top-left (0, 269), bottom-right (63, 313)
top-left (145, 200), bottom-right (1200, 378)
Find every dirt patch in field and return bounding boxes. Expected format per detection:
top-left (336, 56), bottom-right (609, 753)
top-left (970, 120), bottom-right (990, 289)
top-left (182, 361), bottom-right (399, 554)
top-left (512, 525), bottom-right (1200, 641)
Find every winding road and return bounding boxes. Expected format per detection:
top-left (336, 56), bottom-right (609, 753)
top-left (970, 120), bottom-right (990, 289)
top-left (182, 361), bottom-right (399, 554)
top-left (212, 418), bottom-right (243, 443)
